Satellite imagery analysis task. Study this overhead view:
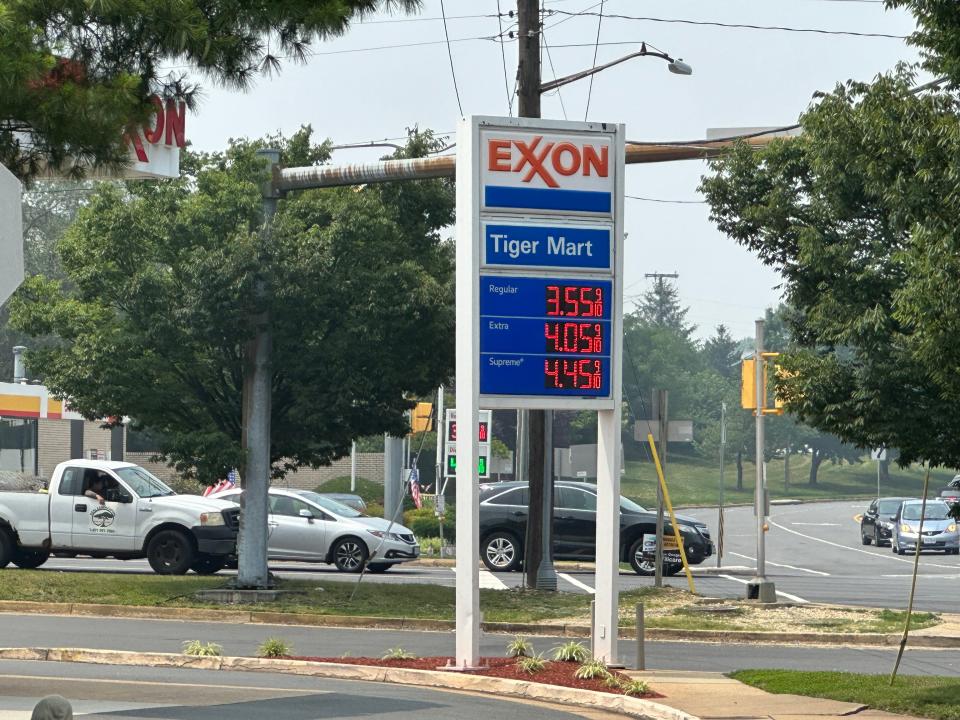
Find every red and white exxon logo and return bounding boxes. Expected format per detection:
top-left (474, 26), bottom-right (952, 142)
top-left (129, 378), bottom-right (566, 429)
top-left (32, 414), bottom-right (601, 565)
top-left (486, 135), bottom-right (609, 188)
top-left (481, 130), bottom-right (614, 214)
top-left (126, 95), bottom-right (186, 163)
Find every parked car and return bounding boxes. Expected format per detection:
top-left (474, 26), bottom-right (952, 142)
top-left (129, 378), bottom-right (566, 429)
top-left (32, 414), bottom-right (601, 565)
top-left (891, 499), bottom-right (959, 555)
top-left (478, 481), bottom-right (713, 575)
top-left (318, 493), bottom-right (367, 513)
top-left (211, 487), bottom-right (418, 572)
top-left (860, 497), bottom-right (913, 546)
top-left (939, 476), bottom-right (960, 507)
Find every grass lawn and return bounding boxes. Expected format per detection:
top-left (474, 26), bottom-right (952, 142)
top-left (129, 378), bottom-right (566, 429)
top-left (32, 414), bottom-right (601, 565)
top-left (621, 453), bottom-right (955, 508)
top-left (0, 572), bottom-right (937, 634)
top-left (732, 670), bottom-right (960, 720)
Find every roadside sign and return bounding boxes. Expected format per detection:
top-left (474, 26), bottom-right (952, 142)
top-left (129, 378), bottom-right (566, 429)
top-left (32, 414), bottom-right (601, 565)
top-left (443, 409), bottom-right (491, 479)
top-left (871, 448), bottom-right (887, 461)
top-left (0, 163), bottom-right (23, 306)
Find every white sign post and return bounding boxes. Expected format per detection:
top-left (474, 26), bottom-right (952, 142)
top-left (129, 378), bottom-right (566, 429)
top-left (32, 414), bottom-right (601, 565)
top-left (0, 163), bottom-right (24, 307)
top-left (455, 116), bottom-right (624, 667)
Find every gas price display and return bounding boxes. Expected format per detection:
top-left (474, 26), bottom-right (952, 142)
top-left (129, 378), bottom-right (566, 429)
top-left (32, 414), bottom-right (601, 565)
top-left (480, 276), bottom-right (612, 398)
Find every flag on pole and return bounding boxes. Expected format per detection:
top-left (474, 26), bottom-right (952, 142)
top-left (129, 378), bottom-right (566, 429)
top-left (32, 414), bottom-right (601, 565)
top-left (409, 467), bottom-right (422, 509)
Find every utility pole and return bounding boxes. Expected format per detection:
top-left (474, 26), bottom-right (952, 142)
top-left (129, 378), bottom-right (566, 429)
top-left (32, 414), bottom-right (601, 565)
top-left (717, 401), bottom-right (726, 568)
top-left (517, 0), bottom-right (556, 591)
top-left (748, 319), bottom-right (776, 602)
top-left (236, 148), bottom-right (281, 590)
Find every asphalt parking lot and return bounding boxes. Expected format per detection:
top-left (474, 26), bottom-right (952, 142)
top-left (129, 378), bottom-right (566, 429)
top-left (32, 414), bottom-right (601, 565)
top-left (32, 499), bottom-right (960, 612)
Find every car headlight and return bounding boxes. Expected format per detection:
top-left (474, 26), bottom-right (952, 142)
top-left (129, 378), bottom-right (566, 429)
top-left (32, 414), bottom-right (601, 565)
top-left (367, 529), bottom-right (401, 541)
top-left (948, 523), bottom-right (957, 533)
top-left (200, 512), bottom-right (225, 526)
top-left (900, 524), bottom-right (912, 534)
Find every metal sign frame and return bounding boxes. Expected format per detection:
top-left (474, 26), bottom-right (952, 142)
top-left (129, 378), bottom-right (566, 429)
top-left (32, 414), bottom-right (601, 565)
top-left (454, 115), bottom-right (625, 668)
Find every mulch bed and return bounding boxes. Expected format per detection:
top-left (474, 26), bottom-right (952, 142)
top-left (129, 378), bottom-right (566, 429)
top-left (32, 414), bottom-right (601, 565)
top-left (289, 655), bottom-right (661, 697)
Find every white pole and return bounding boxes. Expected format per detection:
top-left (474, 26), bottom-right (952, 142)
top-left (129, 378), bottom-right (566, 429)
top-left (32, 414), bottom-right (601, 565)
top-left (436, 385), bottom-right (445, 500)
top-left (755, 320), bottom-right (766, 580)
top-left (350, 440), bottom-right (356, 492)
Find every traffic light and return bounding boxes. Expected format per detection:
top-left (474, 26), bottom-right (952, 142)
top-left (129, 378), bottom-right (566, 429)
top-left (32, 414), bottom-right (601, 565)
top-left (411, 402), bottom-right (434, 433)
top-left (741, 354), bottom-right (784, 415)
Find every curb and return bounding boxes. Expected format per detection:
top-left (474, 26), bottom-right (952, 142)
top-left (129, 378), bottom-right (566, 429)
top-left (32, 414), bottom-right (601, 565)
top-left (0, 647), bottom-right (697, 720)
top-left (2, 600), bottom-right (958, 648)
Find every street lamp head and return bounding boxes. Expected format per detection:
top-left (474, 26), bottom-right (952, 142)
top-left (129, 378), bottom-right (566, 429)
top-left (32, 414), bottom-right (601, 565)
top-left (667, 59), bottom-right (693, 76)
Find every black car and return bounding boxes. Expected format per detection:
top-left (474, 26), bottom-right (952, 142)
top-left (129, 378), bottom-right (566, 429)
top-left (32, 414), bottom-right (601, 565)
top-left (861, 496), bottom-right (912, 546)
top-left (939, 476), bottom-right (960, 508)
top-left (478, 481), bottom-right (713, 575)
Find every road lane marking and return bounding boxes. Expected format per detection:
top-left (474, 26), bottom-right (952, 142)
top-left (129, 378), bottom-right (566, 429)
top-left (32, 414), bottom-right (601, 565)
top-left (558, 573), bottom-right (595, 594)
top-left (767, 518), bottom-right (959, 569)
top-left (881, 574), bottom-right (960, 579)
top-left (451, 567), bottom-right (508, 590)
top-left (0, 674), bottom-right (320, 693)
top-left (728, 552), bottom-right (830, 576)
top-left (790, 522), bottom-right (840, 527)
top-left (717, 574), bottom-right (809, 604)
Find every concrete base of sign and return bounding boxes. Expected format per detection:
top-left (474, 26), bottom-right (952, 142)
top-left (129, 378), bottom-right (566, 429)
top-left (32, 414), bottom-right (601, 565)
top-left (745, 579), bottom-right (777, 603)
top-left (438, 661), bottom-right (490, 671)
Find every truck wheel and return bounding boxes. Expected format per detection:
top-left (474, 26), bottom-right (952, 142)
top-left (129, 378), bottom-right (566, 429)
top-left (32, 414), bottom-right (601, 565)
top-left (0, 531), bottom-right (13, 569)
top-left (13, 550), bottom-right (49, 569)
top-left (190, 555), bottom-right (226, 575)
top-left (147, 530), bottom-right (194, 575)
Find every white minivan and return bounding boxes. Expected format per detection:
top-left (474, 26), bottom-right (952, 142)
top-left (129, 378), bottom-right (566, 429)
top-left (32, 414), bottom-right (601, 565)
top-left (212, 487), bottom-right (419, 572)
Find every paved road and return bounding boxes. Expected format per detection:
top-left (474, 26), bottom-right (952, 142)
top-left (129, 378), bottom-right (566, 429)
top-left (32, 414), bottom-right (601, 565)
top-left (2, 613), bottom-right (958, 677)
top-left (35, 499), bottom-right (960, 611)
top-left (0, 659), bottom-right (597, 720)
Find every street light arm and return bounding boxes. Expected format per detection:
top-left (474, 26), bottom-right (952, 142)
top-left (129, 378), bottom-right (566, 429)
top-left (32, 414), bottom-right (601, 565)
top-left (538, 44), bottom-right (684, 93)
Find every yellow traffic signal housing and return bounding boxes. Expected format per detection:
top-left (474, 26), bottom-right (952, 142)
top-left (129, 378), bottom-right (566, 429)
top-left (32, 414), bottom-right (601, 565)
top-left (411, 401), bottom-right (434, 433)
top-left (741, 358), bottom-right (757, 410)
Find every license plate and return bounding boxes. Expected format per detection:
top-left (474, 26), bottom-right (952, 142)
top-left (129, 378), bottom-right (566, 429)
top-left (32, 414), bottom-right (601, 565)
top-left (922, 537), bottom-right (936, 545)
top-left (413, 546), bottom-right (420, 556)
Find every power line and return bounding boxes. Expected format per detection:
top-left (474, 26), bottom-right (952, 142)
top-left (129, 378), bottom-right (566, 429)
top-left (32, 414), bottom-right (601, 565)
top-left (439, 0), bottom-right (464, 116)
top-left (583, 0), bottom-right (604, 121)
top-left (496, 0), bottom-right (515, 116)
top-left (544, 10), bottom-right (909, 39)
top-left (626, 194), bottom-right (706, 205)
top-left (540, 25), bottom-right (568, 120)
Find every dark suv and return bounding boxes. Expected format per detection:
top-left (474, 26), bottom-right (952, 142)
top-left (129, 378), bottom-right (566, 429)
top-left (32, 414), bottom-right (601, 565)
top-left (478, 481), bottom-right (713, 575)
top-left (860, 497), bottom-right (912, 546)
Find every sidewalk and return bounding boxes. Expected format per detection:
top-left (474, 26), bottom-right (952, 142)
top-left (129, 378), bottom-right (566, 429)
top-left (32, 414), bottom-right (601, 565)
top-left (625, 670), bottom-right (926, 720)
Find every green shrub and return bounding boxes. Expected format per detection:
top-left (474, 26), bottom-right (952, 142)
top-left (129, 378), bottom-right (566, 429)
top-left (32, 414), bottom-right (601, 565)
top-left (313, 476), bottom-right (383, 505)
top-left (621, 679), bottom-right (650, 696)
top-left (573, 658), bottom-right (610, 680)
top-left (382, 647), bottom-right (416, 660)
top-left (182, 640), bottom-right (222, 656)
top-left (403, 507), bottom-right (456, 540)
top-left (365, 502), bottom-right (385, 518)
top-left (257, 637), bottom-right (292, 658)
top-left (551, 641), bottom-right (589, 662)
top-left (505, 635), bottom-right (533, 658)
top-left (516, 653), bottom-right (547, 674)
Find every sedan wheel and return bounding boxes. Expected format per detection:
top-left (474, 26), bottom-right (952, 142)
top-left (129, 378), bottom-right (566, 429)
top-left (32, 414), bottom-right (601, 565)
top-left (481, 532), bottom-right (521, 572)
top-left (332, 537), bottom-right (368, 573)
top-left (861, 532), bottom-right (872, 546)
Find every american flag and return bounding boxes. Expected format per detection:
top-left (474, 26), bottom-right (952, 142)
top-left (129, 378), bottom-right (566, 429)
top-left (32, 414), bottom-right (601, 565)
top-left (409, 467), bottom-right (422, 509)
top-left (203, 469), bottom-right (239, 497)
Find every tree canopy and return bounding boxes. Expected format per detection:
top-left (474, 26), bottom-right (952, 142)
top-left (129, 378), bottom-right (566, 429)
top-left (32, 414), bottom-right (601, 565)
top-left (0, 0), bottom-right (419, 183)
top-left (700, 67), bottom-right (960, 467)
top-left (10, 128), bottom-right (454, 482)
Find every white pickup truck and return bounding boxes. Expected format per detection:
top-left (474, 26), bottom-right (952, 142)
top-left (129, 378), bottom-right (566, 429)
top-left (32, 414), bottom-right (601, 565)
top-left (0, 459), bottom-right (239, 575)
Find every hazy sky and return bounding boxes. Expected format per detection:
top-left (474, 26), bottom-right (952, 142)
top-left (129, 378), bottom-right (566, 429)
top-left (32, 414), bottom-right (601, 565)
top-left (180, 0), bottom-right (921, 342)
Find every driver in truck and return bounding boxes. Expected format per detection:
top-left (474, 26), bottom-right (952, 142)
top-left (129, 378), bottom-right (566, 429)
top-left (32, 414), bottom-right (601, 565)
top-left (84, 473), bottom-right (116, 505)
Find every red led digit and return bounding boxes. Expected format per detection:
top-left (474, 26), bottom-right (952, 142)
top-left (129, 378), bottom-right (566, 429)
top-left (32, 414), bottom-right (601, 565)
top-left (544, 359), bottom-right (561, 388)
top-left (593, 287), bottom-right (604, 317)
top-left (546, 286), bottom-right (560, 316)
top-left (579, 287), bottom-right (594, 317)
top-left (448, 422), bottom-right (457, 442)
top-left (478, 422), bottom-right (488, 442)
top-left (544, 322), bottom-right (560, 352)
top-left (563, 359), bottom-right (579, 386)
top-left (591, 323), bottom-right (603, 353)
top-left (563, 286), bottom-right (580, 316)
top-left (592, 360), bottom-right (602, 388)
top-left (563, 322), bottom-right (579, 353)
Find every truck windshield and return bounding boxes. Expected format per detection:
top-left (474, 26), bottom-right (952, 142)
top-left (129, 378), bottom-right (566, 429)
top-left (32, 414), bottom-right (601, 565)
top-left (115, 466), bottom-right (175, 498)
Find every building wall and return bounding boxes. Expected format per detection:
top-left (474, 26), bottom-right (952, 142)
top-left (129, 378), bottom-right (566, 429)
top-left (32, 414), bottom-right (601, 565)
top-left (37, 418), bottom-right (71, 479)
top-left (82, 420), bottom-right (113, 460)
top-left (125, 452), bottom-right (181, 485)
top-left (279, 453), bottom-right (385, 491)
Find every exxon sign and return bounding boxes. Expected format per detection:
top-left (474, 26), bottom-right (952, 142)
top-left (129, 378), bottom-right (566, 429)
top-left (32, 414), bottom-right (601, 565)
top-left (481, 130), bottom-right (613, 216)
top-left (123, 96), bottom-right (186, 179)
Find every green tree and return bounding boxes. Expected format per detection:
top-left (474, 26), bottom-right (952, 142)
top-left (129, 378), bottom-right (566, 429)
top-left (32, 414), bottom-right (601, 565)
top-left (700, 67), bottom-right (960, 467)
top-left (702, 324), bottom-right (739, 380)
top-left (635, 277), bottom-right (694, 339)
top-left (0, 0), bottom-right (418, 183)
top-left (10, 128), bottom-right (454, 483)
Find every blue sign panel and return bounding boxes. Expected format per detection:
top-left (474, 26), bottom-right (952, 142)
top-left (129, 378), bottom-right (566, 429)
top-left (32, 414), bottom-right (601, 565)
top-left (483, 224), bottom-right (611, 271)
top-left (480, 276), bottom-right (612, 320)
top-left (484, 186), bottom-right (612, 214)
top-left (480, 275), bottom-right (613, 398)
